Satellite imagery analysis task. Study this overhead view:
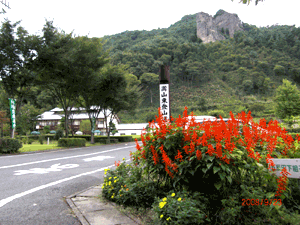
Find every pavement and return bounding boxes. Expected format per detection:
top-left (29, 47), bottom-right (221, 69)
top-left (65, 184), bottom-right (143, 225)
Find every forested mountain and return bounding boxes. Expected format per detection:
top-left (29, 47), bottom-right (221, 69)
top-left (99, 10), bottom-right (300, 123)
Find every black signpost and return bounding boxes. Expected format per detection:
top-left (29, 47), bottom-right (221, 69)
top-left (159, 65), bottom-right (171, 121)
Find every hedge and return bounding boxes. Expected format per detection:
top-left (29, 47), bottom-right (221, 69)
top-left (286, 128), bottom-right (300, 133)
top-left (0, 138), bottom-right (22, 154)
top-left (58, 138), bottom-right (86, 147)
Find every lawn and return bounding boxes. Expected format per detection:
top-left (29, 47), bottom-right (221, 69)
top-left (19, 141), bottom-right (106, 153)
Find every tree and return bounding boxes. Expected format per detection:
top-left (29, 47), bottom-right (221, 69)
top-left (70, 36), bottom-right (110, 143)
top-left (140, 73), bottom-right (159, 107)
top-left (232, 0), bottom-right (264, 5)
top-left (0, 20), bottom-right (40, 137)
top-left (101, 63), bottom-right (142, 143)
top-left (79, 120), bottom-right (91, 135)
top-left (274, 79), bottom-right (300, 119)
top-left (31, 20), bottom-right (83, 138)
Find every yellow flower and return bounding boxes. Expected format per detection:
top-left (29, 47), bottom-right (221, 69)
top-left (104, 172), bottom-right (107, 175)
top-left (178, 198), bottom-right (182, 201)
top-left (114, 176), bottom-right (117, 179)
top-left (109, 177), bottom-right (112, 180)
top-left (111, 195), bottom-right (114, 199)
top-left (163, 197), bottom-right (167, 202)
top-left (160, 214), bottom-right (164, 219)
top-left (114, 180), bottom-right (117, 183)
top-left (166, 217), bottom-right (171, 221)
top-left (159, 202), bottom-right (167, 208)
top-left (171, 193), bottom-right (175, 197)
top-left (109, 181), bottom-right (111, 185)
top-left (123, 158), bottom-right (125, 160)
top-left (104, 169), bottom-right (107, 171)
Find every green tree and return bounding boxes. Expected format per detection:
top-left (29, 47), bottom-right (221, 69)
top-left (79, 120), bottom-right (91, 135)
top-left (274, 79), bottom-right (300, 119)
top-left (70, 36), bottom-right (110, 143)
top-left (31, 21), bottom-right (84, 138)
top-left (102, 63), bottom-right (142, 143)
top-left (140, 73), bottom-right (159, 107)
top-left (232, 0), bottom-right (264, 5)
top-left (0, 20), bottom-right (40, 137)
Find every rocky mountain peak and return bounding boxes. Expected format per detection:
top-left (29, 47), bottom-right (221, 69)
top-left (196, 10), bottom-right (243, 43)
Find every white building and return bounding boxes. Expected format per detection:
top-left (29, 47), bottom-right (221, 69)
top-left (35, 107), bottom-right (120, 135)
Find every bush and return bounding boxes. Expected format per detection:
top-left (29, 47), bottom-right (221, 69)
top-left (54, 129), bottom-right (64, 140)
top-left (22, 137), bottom-right (28, 144)
top-left (58, 138), bottom-right (86, 147)
top-left (129, 107), bottom-right (299, 224)
top-left (0, 138), bottom-right (22, 154)
top-left (27, 139), bottom-right (33, 144)
top-left (38, 135), bottom-right (45, 145)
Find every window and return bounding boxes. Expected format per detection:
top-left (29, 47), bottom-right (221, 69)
top-left (120, 133), bottom-right (125, 135)
top-left (74, 120), bottom-right (80, 125)
top-left (131, 133), bottom-right (136, 135)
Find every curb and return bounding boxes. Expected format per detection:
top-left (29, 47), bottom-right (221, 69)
top-left (65, 185), bottom-right (98, 225)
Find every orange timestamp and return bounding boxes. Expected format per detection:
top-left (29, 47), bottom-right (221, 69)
top-left (242, 199), bottom-right (282, 206)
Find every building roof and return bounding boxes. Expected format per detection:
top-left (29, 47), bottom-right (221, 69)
top-left (117, 123), bottom-right (149, 130)
top-left (37, 107), bottom-right (117, 121)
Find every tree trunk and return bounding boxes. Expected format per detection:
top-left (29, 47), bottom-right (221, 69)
top-left (64, 111), bottom-right (69, 138)
top-left (91, 131), bottom-right (95, 144)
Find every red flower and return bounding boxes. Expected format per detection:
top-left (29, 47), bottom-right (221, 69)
top-left (196, 150), bottom-right (202, 160)
top-left (175, 150), bottom-right (184, 162)
top-left (135, 139), bottom-right (142, 151)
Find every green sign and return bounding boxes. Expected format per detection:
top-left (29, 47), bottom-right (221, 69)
top-left (9, 98), bottom-right (16, 129)
top-left (91, 117), bottom-right (95, 133)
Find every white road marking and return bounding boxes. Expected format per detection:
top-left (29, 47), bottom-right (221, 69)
top-left (14, 163), bottom-right (79, 175)
top-left (83, 156), bottom-right (114, 162)
top-left (0, 159), bottom-right (130, 208)
top-left (0, 145), bottom-right (135, 170)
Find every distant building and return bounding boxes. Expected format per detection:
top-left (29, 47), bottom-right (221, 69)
top-left (115, 123), bottom-right (149, 136)
top-left (35, 107), bottom-right (120, 135)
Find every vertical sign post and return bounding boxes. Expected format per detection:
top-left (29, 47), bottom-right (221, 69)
top-left (91, 116), bottom-right (96, 134)
top-left (159, 65), bottom-right (171, 121)
top-left (9, 98), bottom-right (16, 138)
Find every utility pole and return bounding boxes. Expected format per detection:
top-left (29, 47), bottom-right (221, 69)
top-left (159, 65), bottom-right (171, 121)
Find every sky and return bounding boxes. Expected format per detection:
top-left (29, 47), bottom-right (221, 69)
top-left (0, 0), bottom-right (299, 38)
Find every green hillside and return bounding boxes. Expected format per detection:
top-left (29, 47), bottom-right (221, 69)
top-left (100, 10), bottom-right (300, 123)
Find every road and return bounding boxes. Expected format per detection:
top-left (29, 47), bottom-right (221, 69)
top-left (0, 142), bottom-right (138, 225)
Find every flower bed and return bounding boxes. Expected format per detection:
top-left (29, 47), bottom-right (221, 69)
top-left (102, 107), bottom-right (300, 224)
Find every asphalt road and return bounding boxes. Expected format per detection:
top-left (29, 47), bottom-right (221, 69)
top-left (0, 142), bottom-right (139, 225)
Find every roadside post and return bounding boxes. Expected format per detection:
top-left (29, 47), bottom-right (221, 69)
top-left (9, 98), bottom-right (16, 138)
top-left (159, 65), bottom-right (171, 121)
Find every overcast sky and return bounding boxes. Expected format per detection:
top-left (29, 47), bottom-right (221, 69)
top-left (0, 0), bottom-right (299, 38)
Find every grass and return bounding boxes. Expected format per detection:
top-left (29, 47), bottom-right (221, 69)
top-left (19, 140), bottom-right (107, 153)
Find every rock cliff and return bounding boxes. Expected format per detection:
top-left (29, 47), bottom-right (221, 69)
top-left (196, 10), bottom-right (243, 43)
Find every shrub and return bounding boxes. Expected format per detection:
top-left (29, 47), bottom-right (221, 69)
top-left (58, 138), bottom-right (86, 147)
top-left (22, 137), bottom-right (28, 144)
top-left (152, 190), bottom-right (209, 224)
top-left (54, 129), bottom-right (64, 140)
top-left (27, 139), bottom-right (33, 144)
top-left (0, 138), bottom-right (22, 154)
top-left (102, 159), bottom-right (171, 210)
top-left (38, 135), bottom-right (45, 145)
top-left (131, 107), bottom-right (299, 223)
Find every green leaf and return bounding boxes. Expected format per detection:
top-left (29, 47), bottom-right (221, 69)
top-left (226, 176), bottom-right (232, 184)
top-left (220, 163), bottom-right (226, 171)
top-left (219, 172), bottom-right (225, 181)
top-left (202, 168), bottom-right (208, 174)
top-left (207, 163), bottom-right (213, 169)
top-left (207, 155), bottom-right (214, 162)
top-left (214, 182), bottom-right (222, 190)
top-left (213, 166), bottom-right (221, 174)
